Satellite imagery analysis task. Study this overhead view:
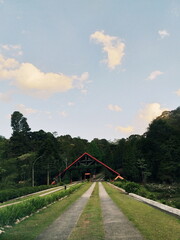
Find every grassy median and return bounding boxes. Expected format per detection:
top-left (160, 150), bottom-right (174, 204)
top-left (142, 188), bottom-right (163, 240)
top-left (0, 183), bottom-right (91, 240)
top-left (68, 182), bottom-right (104, 240)
top-left (103, 182), bottom-right (180, 240)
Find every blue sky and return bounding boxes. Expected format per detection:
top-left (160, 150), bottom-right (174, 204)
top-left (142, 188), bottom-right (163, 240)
top-left (0, 0), bottom-right (179, 141)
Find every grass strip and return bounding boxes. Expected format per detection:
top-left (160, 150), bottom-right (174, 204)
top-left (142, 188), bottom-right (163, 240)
top-left (68, 182), bottom-right (104, 240)
top-left (103, 182), bottom-right (180, 240)
top-left (0, 183), bottom-right (83, 227)
top-left (0, 183), bottom-right (91, 240)
top-left (0, 185), bottom-right (57, 203)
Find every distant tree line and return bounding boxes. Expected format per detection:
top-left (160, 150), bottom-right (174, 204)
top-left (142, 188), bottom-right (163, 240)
top-left (0, 107), bottom-right (179, 188)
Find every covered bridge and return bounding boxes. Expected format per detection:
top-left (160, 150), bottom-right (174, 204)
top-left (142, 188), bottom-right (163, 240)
top-left (53, 152), bottom-right (123, 183)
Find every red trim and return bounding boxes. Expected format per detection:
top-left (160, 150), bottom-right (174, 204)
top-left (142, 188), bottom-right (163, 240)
top-left (56, 152), bottom-right (122, 179)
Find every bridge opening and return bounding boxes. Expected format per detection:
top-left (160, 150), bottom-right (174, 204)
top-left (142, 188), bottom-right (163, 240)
top-left (53, 152), bottom-right (123, 184)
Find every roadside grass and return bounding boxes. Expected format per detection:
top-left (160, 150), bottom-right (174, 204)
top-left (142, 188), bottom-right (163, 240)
top-left (68, 182), bottom-right (104, 240)
top-left (103, 183), bottom-right (180, 240)
top-left (0, 183), bottom-right (91, 240)
top-left (0, 185), bottom-right (66, 206)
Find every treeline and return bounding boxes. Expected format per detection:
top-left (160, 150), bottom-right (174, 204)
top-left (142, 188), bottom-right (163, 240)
top-left (0, 107), bottom-right (179, 188)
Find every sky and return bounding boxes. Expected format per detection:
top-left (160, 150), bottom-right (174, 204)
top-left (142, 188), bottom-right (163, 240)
top-left (0, 0), bottom-right (179, 141)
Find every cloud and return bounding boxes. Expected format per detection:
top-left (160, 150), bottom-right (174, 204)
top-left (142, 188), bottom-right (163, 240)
top-left (16, 104), bottom-right (38, 115)
top-left (90, 30), bottom-right (125, 69)
top-left (175, 89), bottom-right (180, 96)
top-left (1, 44), bottom-right (23, 56)
top-left (147, 70), bottom-right (164, 80)
top-left (139, 103), bottom-right (168, 122)
top-left (158, 30), bottom-right (170, 39)
top-left (115, 125), bottom-right (134, 133)
top-left (0, 54), bottom-right (89, 97)
top-left (73, 72), bottom-right (89, 94)
top-left (0, 54), bottom-right (19, 70)
top-left (107, 104), bottom-right (122, 112)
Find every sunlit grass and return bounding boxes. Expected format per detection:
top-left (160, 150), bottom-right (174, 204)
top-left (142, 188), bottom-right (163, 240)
top-left (68, 182), bottom-right (104, 240)
top-left (103, 182), bottom-right (180, 240)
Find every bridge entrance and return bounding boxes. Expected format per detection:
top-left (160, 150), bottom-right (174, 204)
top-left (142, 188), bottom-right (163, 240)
top-left (53, 152), bottom-right (123, 183)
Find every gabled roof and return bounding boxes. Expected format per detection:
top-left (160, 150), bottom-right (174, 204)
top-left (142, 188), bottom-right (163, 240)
top-left (56, 152), bottom-right (123, 179)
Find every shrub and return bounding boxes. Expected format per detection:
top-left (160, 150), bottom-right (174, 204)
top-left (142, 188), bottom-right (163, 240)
top-left (113, 180), bottom-right (127, 189)
top-left (137, 186), bottom-right (157, 200)
top-left (0, 185), bottom-right (55, 203)
top-left (124, 182), bottom-right (140, 194)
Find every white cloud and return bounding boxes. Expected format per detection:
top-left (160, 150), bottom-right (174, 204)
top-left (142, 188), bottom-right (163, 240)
top-left (13, 63), bottom-right (73, 92)
top-left (0, 54), bottom-right (19, 70)
top-left (90, 30), bottom-right (125, 69)
top-left (16, 104), bottom-right (38, 115)
top-left (0, 54), bottom-right (89, 97)
top-left (115, 125), bottom-right (134, 133)
top-left (73, 72), bottom-right (89, 94)
top-left (1, 44), bottom-right (23, 56)
top-left (147, 70), bottom-right (164, 80)
top-left (158, 30), bottom-right (170, 39)
top-left (175, 89), bottom-right (180, 96)
top-left (139, 103), bottom-right (168, 122)
top-left (107, 104), bottom-right (122, 112)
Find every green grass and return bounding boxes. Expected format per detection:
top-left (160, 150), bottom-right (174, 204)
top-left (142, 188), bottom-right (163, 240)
top-left (0, 185), bottom-right (65, 206)
top-left (68, 182), bottom-right (104, 240)
top-left (0, 183), bottom-right (91, 240)
top-left (103, 182), bottom-right (180, 240)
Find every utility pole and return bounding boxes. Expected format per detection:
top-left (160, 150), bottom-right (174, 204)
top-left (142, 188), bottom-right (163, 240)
top-left (32, 155), bottom-right (42, 187)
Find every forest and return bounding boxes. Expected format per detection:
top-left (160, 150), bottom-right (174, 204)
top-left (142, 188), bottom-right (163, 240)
top-left (0, 106), bottom-right (179, 189)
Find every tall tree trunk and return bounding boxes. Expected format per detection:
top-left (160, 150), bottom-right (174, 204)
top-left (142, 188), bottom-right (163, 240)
top-left (47, 164), bottom-right (50, 185)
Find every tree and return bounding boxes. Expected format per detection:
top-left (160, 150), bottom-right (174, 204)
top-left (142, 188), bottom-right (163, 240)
top-left (9, 111), bottom-right (31, 157)
top-left (11, 111), bottom-right (31, 134)
top-left (37, 133), bottom-right (61, 185)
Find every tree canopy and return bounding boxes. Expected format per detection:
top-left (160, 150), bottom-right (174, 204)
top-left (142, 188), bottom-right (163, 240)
top-left (0, 107), bottom-right (179, 188)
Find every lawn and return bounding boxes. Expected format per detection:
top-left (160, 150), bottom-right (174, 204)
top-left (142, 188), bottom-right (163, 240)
top-left (103, 182), bottom-right (180, 240)
top-left (68, 182), bottom-right (104, 240)
top-left (0, 183), bottom-right (91, 240)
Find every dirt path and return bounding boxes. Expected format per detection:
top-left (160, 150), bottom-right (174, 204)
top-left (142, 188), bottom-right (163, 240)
top-left (99, 182), bottom-right (144, 240)
top-left (35, 182), bottom-right (96, 240)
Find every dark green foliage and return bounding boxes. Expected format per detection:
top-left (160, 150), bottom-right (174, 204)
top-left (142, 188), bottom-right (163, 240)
top-left (0, 107), bottom-right (179, 190)
top-left (113, 181), bottom-right (179, 209)
top-left (124, 182), bottom-right (140, 194)
top-left (11, 111), bottom-right (31, 134)
top-left (0, 185), bottom-right (56, 202)
top-left (142, 107), bottom-right (180, 183)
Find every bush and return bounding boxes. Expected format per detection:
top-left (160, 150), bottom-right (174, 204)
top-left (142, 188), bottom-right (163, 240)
top-left (113, 180), bottom-right (127, 189)
top-left (0, 185), bottom-right (55, 203)
top-left (0, 183), bottom-right (83, 227)
top-left (124, 182), bottom-right (140, 194)
top-left (137, 186), bottom-right (156, 200)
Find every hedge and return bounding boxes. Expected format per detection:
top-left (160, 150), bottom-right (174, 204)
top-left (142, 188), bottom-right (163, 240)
top-left (0, 184), bottom-right (62, 203)
top-left (0, 183), bottom-right (83, 227)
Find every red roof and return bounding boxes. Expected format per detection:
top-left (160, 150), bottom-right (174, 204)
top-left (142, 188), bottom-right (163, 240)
top-left (56, 152), bottom-right (122, 179)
